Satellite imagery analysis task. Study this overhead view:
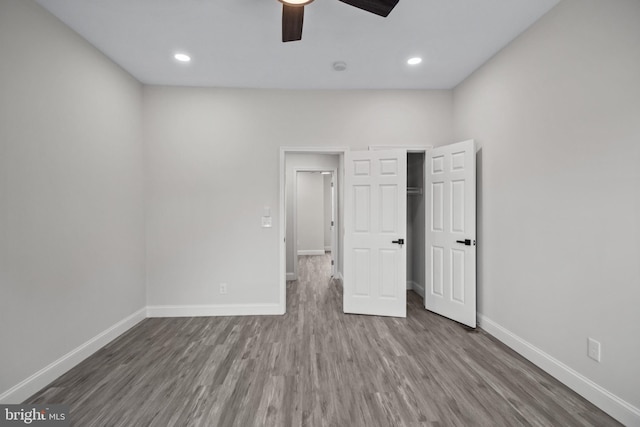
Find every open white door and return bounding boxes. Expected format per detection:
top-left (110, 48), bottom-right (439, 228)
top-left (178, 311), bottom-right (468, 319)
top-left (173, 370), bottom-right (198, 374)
top-left (426, 140), bottom-right (476, 327)
top-left (330, 176), bottom-right (338, 277)
top-left (344, 150), bottom-right (407, 317)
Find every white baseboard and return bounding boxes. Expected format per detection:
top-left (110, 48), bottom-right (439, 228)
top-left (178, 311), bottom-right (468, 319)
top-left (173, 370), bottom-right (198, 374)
top-left (406, 281), bottom-right (425, 298)
top-left (286, 272), bottom-right (296, 281)
top-left (333, 272), bottom-right (343, 281)
top-left (297, 250), bottom-right (325, 256)
top-left (324, 246), bottom-right (332, 252)
top-left (478, 314), bottom-right (640, 427)
top-left (0, 307), bottom-right (146, 404)
top-left (146, 303), bottom-right (284, 318)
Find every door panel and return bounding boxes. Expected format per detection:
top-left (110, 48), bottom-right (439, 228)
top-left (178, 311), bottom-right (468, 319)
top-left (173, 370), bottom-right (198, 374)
top-left (379, 249), bottom-right (398, 298)
top-left (380, 185), bottom-right (398, 232)
top-left (431, 246), bottom-right (444, 296)
top-left (426, 140), bottom-right (476, 327)
top-left (344, 149), bottom-right (407, 317)
top-left (451, 248), bottom-right (465, 302)
top-left (431, 182), bottom-right (444, 231)
top-left (354, 186), bottom-right (371, 231)
top-left (354, 249), bottom-right (371, 296)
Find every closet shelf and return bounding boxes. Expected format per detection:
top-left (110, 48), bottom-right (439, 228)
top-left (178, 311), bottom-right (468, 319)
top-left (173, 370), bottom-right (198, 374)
top-left (407, 187), bottom-right (423, 196)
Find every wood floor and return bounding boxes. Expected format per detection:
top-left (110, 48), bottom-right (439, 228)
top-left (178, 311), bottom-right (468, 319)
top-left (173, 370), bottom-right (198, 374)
top-left (27, 254), bottom-right (620, 426)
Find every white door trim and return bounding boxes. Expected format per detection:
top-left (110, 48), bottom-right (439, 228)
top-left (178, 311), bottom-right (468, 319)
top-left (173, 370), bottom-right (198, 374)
top-left (369, 145), bottom-right (433, 153)
top-left (279, 147), bottom-right (348, 314)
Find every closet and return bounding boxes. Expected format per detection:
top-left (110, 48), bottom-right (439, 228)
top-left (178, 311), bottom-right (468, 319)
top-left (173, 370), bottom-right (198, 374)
top-left (406, 152), bottom-right (426, 299)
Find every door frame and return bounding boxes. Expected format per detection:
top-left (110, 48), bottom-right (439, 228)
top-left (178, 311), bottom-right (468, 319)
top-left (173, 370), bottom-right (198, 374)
top-left (292, 167), bottom-right (338, 280)
top-left (369, 145), bottom-right (433, 154)
top-left (279, 147), bottom-right (348, 314)
top-left (279, 145), bottom-right (435, 315)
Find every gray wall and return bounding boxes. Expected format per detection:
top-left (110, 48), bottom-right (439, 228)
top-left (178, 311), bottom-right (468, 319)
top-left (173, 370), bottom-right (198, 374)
top-left (144, 87), bottom-right (453, 306)
top-left (454, 0), bottom-right (640, 412)
top-left (0, 0), bottom-right (145, 397)
top-left (296, 172), bottom-right (325, 253)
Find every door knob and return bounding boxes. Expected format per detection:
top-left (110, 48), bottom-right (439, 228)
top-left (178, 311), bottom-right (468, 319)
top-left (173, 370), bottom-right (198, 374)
top-left (392, 239), bottom-right (405, 245)
top-left (456, 239), bottom-right (472, 246)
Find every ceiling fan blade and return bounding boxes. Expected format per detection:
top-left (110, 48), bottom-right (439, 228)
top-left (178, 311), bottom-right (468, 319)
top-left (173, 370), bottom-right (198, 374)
top-left (338, 0), bottom-right (399, 17)
top-left (282, 4), bottom-right (304, 42)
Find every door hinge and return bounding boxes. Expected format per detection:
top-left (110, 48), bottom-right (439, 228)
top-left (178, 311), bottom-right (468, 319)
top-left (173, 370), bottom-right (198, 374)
top-left (331, 220), bottom-right (334, 226)
top-left (331, 260), bottom-right (334, 265)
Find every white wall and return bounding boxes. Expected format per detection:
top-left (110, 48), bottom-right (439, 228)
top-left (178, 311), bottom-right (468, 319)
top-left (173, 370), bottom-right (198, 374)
top-left (453, 0), bottom-right (640, 421)
top-left (0, 0), bottom-right (145, 401)
top-left (144, 87), bottom-right (453, 308)
top-left (296, 172), bottom-right (325, 254)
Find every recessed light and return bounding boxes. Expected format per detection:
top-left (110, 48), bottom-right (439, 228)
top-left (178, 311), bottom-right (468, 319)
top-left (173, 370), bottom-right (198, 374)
top-left (174, 53), bottom-right (191, 63)
top-left (279, 0), bottom-right (315, 4)
top-left (407, 57), bottom-right (422, 65)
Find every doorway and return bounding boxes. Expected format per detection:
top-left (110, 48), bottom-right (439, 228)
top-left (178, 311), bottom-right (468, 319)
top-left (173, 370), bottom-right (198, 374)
top-left (406, 152), bottom-right (426, 299)
top-left (279, 147), bottom-right (347, 312)
top-left (291, 168), bottom-right (338, 280)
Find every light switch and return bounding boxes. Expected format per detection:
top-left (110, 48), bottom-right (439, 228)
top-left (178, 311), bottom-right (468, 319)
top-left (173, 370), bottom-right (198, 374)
top-left (263, 206), bottom-right (271, 217)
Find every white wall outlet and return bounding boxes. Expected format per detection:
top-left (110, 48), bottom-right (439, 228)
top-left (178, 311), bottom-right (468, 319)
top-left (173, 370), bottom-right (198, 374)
top-left (587, 337), bottom-right (601, 362)
top-left (261, 216), bottom-right (272, 228)
top-left (219, 283), bottom-right (228, 294)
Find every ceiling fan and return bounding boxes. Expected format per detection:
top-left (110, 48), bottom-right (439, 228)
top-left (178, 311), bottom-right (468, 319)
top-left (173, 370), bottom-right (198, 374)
top-left (278, 0), bottom-right (399, 42)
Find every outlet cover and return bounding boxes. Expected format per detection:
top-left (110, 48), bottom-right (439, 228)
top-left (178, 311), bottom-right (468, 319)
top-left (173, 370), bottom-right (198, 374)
top-left (220, 283), bottom-right (228, 294)
top-left (588, 338), bottom-right (601, 362)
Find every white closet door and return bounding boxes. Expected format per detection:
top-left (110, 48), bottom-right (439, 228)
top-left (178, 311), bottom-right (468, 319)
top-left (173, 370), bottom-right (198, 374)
top-left (344, 149), bottom-right (407, 318)
top-left (425, 140), bottom-right (476, 327)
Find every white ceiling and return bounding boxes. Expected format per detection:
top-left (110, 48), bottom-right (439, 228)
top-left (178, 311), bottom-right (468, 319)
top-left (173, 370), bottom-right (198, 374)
top-left (35, 0), bottom-right (560, 89)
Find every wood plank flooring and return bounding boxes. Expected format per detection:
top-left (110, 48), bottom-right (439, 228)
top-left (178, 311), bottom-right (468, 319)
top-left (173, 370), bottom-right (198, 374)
top-left (27, 254), bottom-right (620, 426)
